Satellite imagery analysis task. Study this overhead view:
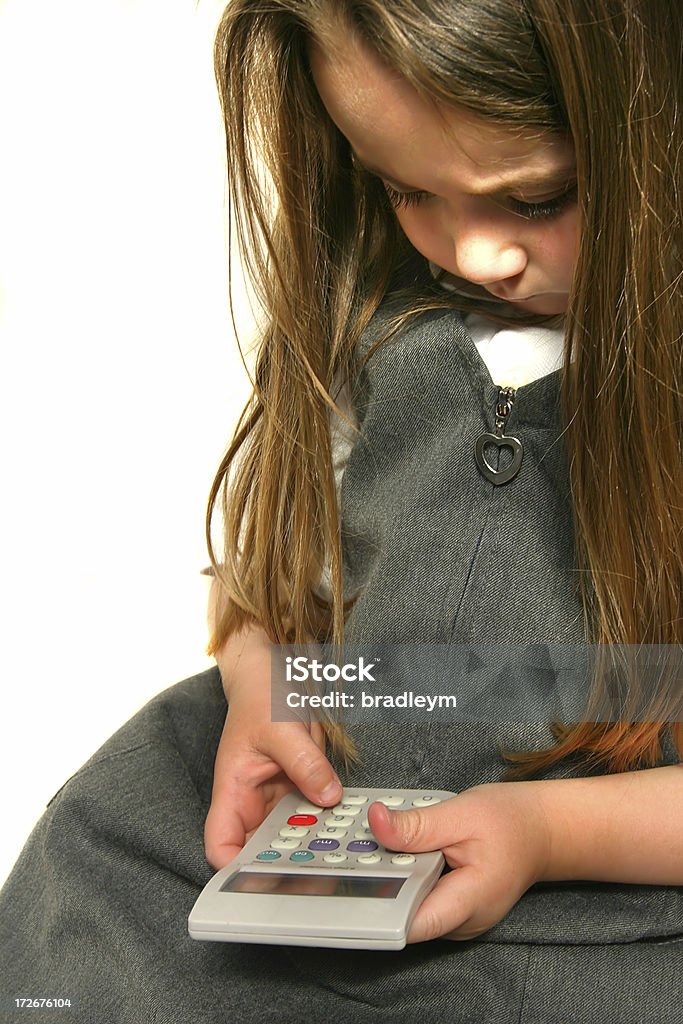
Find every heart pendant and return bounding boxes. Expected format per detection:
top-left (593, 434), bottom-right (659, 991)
top-left (474, 431), bottom-right (523, 485)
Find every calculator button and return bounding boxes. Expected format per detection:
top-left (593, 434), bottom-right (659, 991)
top-left (271, 837), bottom-right (300, 850)
top-left (376, 796), bottom-right (405, 808)
top-left (411, 795), bottom-right (442, 808)
top-left (347, 840), bottom-right (379, 853)
top-left (287, 814), bottom-right (318, 826)
top-left (295, 801), bottom-right (324, 814)
top-left (308, 838), bottom-right (340, 851)
top-left (361, 818), bottom-right (369, 829)
top-left (324, 815), bottom-right (354, 828)
top-left (279, 825), bottom-right (310, 838)
top-left (332, 803), bottom-right (362, 816)
top-left (391, 853), bottom-right (416, 865)
top-left (316, 827), bottom-right (347, 839)
top-left (357, 852), bottom-right (382, 865)
top-left (323, 852), bottom-right (347, 863)
top-left (354, 828), bottom-right (374, 840)
top-left (341, 793), bottom-right (368, 805)
top-left (290, 850), bottom-right (315, 862)
top-left (256, 850), bottom-right (281, 861)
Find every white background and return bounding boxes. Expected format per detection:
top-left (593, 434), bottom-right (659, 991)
top-left (0, 0), bottom-right (256, 885)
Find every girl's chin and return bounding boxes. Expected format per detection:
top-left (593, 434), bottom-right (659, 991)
top-left (506, 294), bottom-right (568, 315)
top-left (428, 265), bottom-right (569, 316)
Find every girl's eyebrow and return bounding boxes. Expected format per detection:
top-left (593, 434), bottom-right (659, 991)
top-left (351, 152), bottom-right (423, 191)
top-left (351, 149), bottom-right (576, 195)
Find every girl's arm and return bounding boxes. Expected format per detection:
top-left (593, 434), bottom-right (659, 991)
top-left (368, 765), bottom-right (683, 943)
top-left (534, 765), bottom-right (683, 885)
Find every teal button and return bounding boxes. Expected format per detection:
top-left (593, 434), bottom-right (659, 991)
top-left (289, 850), bottom-right (315, 862)
top-left (256, 850), bottom-right (281, 861)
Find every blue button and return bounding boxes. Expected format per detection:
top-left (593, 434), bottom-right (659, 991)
top-left (290, 850), bottom-right (315, 862)
top-left (308, 839), bottom-right (340, 851)
top-left (347, 840), bottom-right (379, 852)
top-left (256, 850), bottom-right (281, 861)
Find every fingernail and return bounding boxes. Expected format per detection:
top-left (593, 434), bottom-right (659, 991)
top-left (319, 779), bottom-right (341, 803)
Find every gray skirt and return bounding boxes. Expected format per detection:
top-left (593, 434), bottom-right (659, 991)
top-left (1, 668), bottom-right (682, 1024)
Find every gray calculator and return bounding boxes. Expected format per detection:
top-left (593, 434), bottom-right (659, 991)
top-left (188, 786), bottom-right (456, 950)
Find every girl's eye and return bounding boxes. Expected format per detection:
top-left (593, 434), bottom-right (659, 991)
top-left (382, 182), bottom-right (430, 209)
top-left (508, 184), bottom-right (578, 220)
top-left (383, 179), bottom-right (578, 221)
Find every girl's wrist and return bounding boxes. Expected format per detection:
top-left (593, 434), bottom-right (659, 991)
top-left (510, 780), bottom-right (555, 888)
top-left (215, 622), bottom-right (273, 700)
top-left (527, 776), bottom-right (619, 884)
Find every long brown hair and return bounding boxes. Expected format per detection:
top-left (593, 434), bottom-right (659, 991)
top-left (208, 0), bottom-right (683, 775)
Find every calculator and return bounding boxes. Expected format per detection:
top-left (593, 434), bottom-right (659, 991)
top-left (188, 787), bottom-right (456, 950)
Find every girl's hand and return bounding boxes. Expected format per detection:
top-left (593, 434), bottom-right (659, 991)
top-left (203, 621), bottom-right (343, 869)
top-left (204, 694), bottom-right (342, 869)
top-left (368, 782), bottom-right (552, 942)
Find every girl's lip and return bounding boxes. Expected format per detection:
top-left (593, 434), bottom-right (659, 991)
top-left (488, 290), bottom-right (538, 303)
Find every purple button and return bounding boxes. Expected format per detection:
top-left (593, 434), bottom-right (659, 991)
top-left (308, 839), bottom-right (340, 851)
top-left (346, 840), bottom-right (379, 852)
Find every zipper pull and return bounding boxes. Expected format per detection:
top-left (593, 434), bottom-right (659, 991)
top-left (474, 386), bottom-right (524, 485)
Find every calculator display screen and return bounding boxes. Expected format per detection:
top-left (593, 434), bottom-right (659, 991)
top-left (220, 872), bottom-right (406, 899)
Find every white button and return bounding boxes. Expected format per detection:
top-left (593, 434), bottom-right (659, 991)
top-left (354, 828), bottom-right (374, 840)
top-left (376, 796), bottom-right (405, 808)
top-left (316, 827), bottom-right (347, 839)
top-left (271, 837), bottom-right (300, 850)
top-left (295, 801), bottom-right (324, 814)
top-left (357, 852), bottom-right (382, 865)
top-left (412, 796), bottom-right (441, 808)
top-left (391, 853), bottom-right (416, 865)
top-left (341, 793), bottom-right (368, 805)
top-left (324, 815), bottom-right (354, 827)
top-left (279, 825), bottom-right (310, 838)
top-left (361, 818), bottom-right (369, 829)
top-left (332, 803), bottom-right (362, 816)
top-left (323, 852), bottom-right (348, 863)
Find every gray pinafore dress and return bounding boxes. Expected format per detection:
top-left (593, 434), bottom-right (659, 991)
top-left (1, 293), bottom-right (682, 1024)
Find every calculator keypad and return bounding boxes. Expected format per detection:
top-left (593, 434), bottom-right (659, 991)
top-left (287, 814), bottom-right (317, 826)
top-left (295, 802), bottom-right (325, 814)
top-left (279, 825), bottom-right (309, 838)
top-left (258, 790), bottom-right (445, 867)
top-left (271, 837), bottom-right (300, 850)
top-left (317, 827), bottom-right (346, 839)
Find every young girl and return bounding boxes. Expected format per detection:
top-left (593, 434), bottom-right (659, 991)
top-left (1, 1), bottom-right (681, 1021)
top-left (204, 0), bottom-right (683, 1007)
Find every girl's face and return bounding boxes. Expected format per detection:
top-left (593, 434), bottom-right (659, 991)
top-left (310, 36), bottom-right (578, 316)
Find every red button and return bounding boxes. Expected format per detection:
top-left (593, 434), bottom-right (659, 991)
top-left (287, 814), bottom-right (318, 826)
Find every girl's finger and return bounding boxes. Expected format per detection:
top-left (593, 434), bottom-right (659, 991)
top-left (261, 723), bottom-right (342, 807)
top-left (407, 867), bottom-right (477, 943)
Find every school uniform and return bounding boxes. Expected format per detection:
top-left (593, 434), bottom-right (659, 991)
top-left (2, 280), bottom-right (681, 1023)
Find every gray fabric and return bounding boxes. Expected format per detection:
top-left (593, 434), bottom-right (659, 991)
top-left (2, 669), bottom-right (682, 1024)
top-left (342, 301), bottom-right (582, 647)
top-left (2, 297), bottom-right (682, 1021)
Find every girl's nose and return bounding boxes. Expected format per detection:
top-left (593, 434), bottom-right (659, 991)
top-left (452, 228), bottom-right (528, 287)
